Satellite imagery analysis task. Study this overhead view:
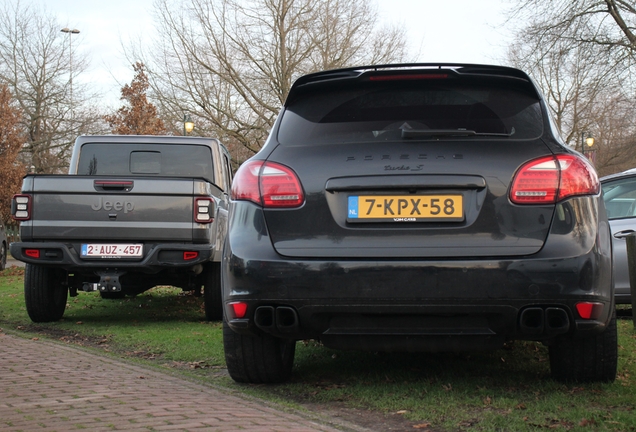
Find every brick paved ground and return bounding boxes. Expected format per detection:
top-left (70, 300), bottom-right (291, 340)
top-left (0, 331), bottom-right (367, 432)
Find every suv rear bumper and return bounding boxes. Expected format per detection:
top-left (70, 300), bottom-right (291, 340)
top-left (222, 202), bottom-right (614, 351)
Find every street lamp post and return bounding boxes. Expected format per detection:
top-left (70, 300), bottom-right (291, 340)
top-left (581, 131), bottom-right (596, 164)
top-left (61, 28), bottom-right (80, 123)
top-left (183, 114), bottom-right (194, 136)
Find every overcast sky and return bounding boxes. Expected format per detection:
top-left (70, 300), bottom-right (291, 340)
top-left (22, 0), bottom-right (514, 107)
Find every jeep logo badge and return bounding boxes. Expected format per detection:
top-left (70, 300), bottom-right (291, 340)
top-left (91, 197), bottom-right (134, 213)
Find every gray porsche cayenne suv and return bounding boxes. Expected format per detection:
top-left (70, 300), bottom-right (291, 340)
top-left (222, 64), bottom-right (616, 384)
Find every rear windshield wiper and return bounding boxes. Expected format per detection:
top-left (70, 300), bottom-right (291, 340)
top-left (401, 128), bottom-right (515, 139)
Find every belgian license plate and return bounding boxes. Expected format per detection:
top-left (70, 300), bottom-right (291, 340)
top-left (81, 244), bottom-right (143, 258)
top-left (347, 195), bottom-right (463, 222)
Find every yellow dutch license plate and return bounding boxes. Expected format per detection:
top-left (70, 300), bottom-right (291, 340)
top-left (347, 195), bottom-right (463, 222)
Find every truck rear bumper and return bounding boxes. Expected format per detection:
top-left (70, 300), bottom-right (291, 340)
top-left (10, 241), bottom-right (214, 273)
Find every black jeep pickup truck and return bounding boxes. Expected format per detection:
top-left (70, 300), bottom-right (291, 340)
top-left (11, 135), bottom-right (232, 322)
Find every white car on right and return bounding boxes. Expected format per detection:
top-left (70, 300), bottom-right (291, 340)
top-left (601, 168), bottom-right (636, 304)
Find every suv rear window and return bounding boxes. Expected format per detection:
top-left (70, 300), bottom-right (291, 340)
top-left (278, 77), bottom-right (543, 145)
top-left (77, 143), bottom-right (214, 182)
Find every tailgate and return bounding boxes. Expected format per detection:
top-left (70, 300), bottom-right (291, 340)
top-left (263, 140), bottom-right (556, 258)
top-left (27, 176), bottom-right (197, 242)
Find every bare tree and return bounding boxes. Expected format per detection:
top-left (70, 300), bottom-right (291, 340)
top-left (0, 1), bottom-right (99, 173)
top-left (506, 0), bottom-right (636, 174)
top-left (0, 84), bottom-right (27, 223)
top-left (105, 63), bottom-right (167, 135)
top-left (509, 36), bottom-right (621, 141)
top-left (510, 0), bottom-right (636, 62)
top-left (589, 91), bottom-right (636, 176)
top-left (141, 0), bottom-right (409, 163)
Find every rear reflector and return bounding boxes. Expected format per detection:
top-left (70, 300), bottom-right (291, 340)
top-left (575, 302), bottom-right (604, 320)
top-left (510, 154), bottom-right (599, 204)
top-left (183, 251), bottom-right (198, 260)
top-left (232, 160), bottom-right (305, 208)
top-left (24, 249), bottom-right (40, 259)
top-left (229, 302), bottom-right (248, 319)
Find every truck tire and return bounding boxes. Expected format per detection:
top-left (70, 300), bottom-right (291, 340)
top-left (549, 310), bottom-right (617, 383)
top-left (24, 264), bottom-right (68, 323)
top-left (223, 320), bottom-right (295, 383)
top-left (204, 262), bottom-right (223, 321)
top-left (0, 242), bottom-right (6, 270)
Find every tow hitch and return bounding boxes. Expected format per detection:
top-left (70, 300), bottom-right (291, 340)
top-left (82, 270), bottom-right (126, 293)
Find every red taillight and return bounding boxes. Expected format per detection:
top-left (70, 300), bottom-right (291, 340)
top-left (261, 163), bottom-right (304, 207)
top-left (229, 301), bottom-right (248, 319)
top-left (12, 194), bottom-right (31, 220)
top-left (24, 249), bottom-right (40, 258)
top-left (231, 160), bottom-right (263, 204)
top-left (575, 302), bottom-right (604, 320)
top-left (232, 160), bottom-right (304, 208)
top-left (510, 154), bottom-right (599, 204)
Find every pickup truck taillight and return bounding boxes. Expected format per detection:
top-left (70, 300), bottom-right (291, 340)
top-left (195, 198), bottom-right (215, 223)
top-left (11, 194), bottom-right (31, 220)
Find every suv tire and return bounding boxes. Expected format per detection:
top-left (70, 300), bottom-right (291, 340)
top-left (223, 320), bottom-right (295, 383)
top-left (549, 310), bottom-right (617, 383)
top-left (24, 264), bottom-right (67, 323)
top-left (204, 262), bottom-right (223, 321)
